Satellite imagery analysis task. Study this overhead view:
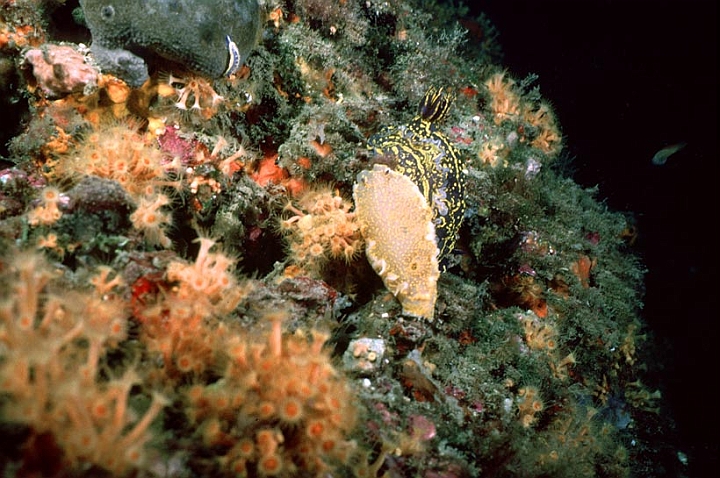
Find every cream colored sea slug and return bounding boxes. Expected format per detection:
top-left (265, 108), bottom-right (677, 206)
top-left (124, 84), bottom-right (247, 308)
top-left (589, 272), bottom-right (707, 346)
top-left (353, 164), bottom-right (440, 319)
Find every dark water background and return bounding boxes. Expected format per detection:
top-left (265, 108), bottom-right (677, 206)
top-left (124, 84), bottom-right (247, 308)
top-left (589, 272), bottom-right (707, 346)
top-left (474, 0), bottom-right (718, 476)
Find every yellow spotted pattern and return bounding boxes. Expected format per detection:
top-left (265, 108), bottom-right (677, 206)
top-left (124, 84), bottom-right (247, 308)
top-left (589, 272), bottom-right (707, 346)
top-left (367, 87), bottom-right (466, 266)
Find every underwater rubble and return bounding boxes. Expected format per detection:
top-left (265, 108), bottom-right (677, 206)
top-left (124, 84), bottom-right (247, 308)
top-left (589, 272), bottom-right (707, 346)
top-left (0, 1), bottom-right (682, 477)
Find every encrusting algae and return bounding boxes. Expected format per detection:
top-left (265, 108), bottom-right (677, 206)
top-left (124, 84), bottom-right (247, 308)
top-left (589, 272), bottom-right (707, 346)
top-left (0, 0), bottom-right (676, 477)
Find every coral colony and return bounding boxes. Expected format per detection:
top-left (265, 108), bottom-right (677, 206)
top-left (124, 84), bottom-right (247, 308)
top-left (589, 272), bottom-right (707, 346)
top-left (0, 1), bottom-right (667, 477)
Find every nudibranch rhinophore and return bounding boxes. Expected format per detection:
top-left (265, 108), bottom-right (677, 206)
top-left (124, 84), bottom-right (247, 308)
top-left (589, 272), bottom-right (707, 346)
top-left (367, 87), bottom-right (466, 267)
top-left (353, 164), bottom-right (440, 320)
top-left (79, 0), bottom-right (261, 87)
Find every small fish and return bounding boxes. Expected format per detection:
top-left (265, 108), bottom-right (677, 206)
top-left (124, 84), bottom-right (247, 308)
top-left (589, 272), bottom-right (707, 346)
top-left (651, 142), bottom-right (686, 165)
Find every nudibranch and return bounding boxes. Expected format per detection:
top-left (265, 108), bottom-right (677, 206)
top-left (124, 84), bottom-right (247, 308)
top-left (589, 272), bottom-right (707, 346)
top-left (354, 88), bottom-right (466, 319)
top-left (353, 88), bottom-right (465, 320)
top-left (367, 87), bottom-right (467, 267)
top-left (353, 164), bottom-right (440, 319)
top-left (79, 0), bottom-right (261, 87)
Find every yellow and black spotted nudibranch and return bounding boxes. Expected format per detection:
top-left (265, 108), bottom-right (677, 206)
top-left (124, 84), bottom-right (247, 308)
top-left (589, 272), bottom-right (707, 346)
top-left (353, 88), bottom-right (467, 320)
top-left (367, 87), bottom-right (467, 266)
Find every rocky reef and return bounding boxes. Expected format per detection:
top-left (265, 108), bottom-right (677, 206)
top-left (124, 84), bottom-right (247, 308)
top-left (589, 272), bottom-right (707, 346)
top-left (0, 0), bottom-right (679, 477)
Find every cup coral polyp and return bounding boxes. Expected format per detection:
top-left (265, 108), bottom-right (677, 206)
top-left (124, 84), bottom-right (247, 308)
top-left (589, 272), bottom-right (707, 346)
top-left (55, 119), bottom-right (182, 246)
top-left (61, 121), bottom-right (168, 196)
top-left (129, 193), bottom-right (173, 248)
top-left (517, 386), bottom-right (544, 428)
top-left (137, 237), bottom-right (249, 382)
top-left (280, 186), bottom-right (363, 275)
top-left (0, 251), bottom-right (167, 474)
top-left (158, 72), bottom-right (225, 120)
top-left (184, 313), bottom-right (363, 476)
top-left (485, 71), bottom-right (522, 125)
top-left (521, 101), bottom-right (562, 155)
top-left (165, 237), bottom-right (242, 309)
top-left (27, 185), bottom-right (64, 226)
